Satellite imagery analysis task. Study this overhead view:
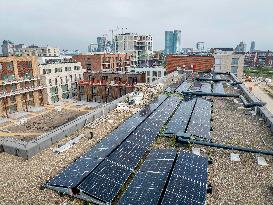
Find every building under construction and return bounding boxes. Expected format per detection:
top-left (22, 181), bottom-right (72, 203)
top-left (0, 56), bottom-right (44, 117)
top-left (78, 72), bottom-right (146, 103)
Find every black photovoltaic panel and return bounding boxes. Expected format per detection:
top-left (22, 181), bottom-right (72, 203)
top-left (161, 152), bottom-right (208, 205)
top-left (165, 99), bottom-right (196, 134)
top-left (46, 95), bottom-right (167, 189)
top-left (213, 82), bottom-right (225, 94)
top-left (107, 141), bottom-right (146, 170)
top-left (200, 83), bottom-right (211, 93)
top-left (186, 98), bottom-right (211, 139)
top-left (175, 82), bottom-right (191, 94)
top-left (78, 160), bottom-right (132, 203)
top-left (118, 149), bottom-right (176, 205)
top-left (126, 96), bottom-right (181, 147)
top-left (78, 97), bottom-right (181, 204)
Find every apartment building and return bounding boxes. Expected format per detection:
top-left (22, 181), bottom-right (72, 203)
top-left (115, 33), bottom-right (153, 66)
top-left (0, 56), bottom-right (44, 117)
top-left (214, 53), bottom-right (245, 78)
top-left (78, 71), bottom-right (145, 103)
top-left (128, 66), bottom-right (166, 83)
top-left (72, 53), bottom-right (133, 72)
top-left (21, 45), bottom-right (60, 57)
top-left (39, 60), bottom-right (84, 104)
top-left (1, 40), bottom-right (27, 56)
top-left (166, 55), bottom-right (215, 73)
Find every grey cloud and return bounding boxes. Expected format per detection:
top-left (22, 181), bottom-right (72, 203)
top-left (0, 0), bottom-right (272, 51)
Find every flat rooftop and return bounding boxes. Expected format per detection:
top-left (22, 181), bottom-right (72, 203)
top-left (0, 76), bottom-right (273, 204)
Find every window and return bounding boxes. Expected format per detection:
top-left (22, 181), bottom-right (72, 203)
top-left (55, 78), bottom-right (58, 85)
top-left (27, 61), bottom-right (32, 68)
top-left (74, 66), bottom-right (80, 70)
top-left (158, 71), bottom-right (161, 77)
top-left (231, 66), bottom-right (238, 74)
top-left (147, 71), bottom-right (150, 76)
top-left (65, 76), bottom-right (68, 83)
top-left (65, 67), bottom-right (71, 71)
top-left (7, 62), bottom-right (13, 70)
top-left (55, 68), bottom-right (62, 73)
top-left (152, 71), bottom-right (157, 77)
top-left (49, 79), bottom-right (52, 85)
top-left (231, 58), bottom-right (239, 65)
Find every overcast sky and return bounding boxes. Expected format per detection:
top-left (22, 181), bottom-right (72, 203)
top-left (0, 0), bottom-right (272, 52)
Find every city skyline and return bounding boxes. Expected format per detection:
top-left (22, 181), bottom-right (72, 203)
top-left (0, 0), bottom-right (273, 52)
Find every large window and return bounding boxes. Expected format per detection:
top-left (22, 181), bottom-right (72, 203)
top-left (55, 68), bottom-right (62, 73)
top-left (6, 62), bottom-right (13, 70)
top-left (231, 66), bottom-right (238, 74)
top-left (231, 58), bottom-right (239, 65)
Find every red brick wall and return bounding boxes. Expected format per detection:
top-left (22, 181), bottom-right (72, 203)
top-left (166, 55), bottom-right (215, 73)
top-left (73, 53), bottom-right (133, 72)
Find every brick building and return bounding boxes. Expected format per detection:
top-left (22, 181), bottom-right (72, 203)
top-left (78, 72), bottom-right (145, 103)
top-left (0, 56), bottom-right (44, 117)
top-left (165, 55), bottom-right (215, 73)
top-left (72, 53), bottom-right (133, 72)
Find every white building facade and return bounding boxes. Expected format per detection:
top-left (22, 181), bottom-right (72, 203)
top-left (115, 33), bottom-right (153, 67)
top-left (21, 46), bottom-right (60, 57)
top-left (39, 61), bottom-right (84, 104)
top-left (128, 66), bottom-right (166, 83)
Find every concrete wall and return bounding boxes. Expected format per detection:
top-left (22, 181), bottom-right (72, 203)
top-left (214, 54), bottom-right (244, 78)
top-left (230, 73), bottom-right (273, 133)
top-left (0, 94), bottom-right (129, 159)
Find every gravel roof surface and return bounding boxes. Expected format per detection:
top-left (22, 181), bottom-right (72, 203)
top-left (1, 80), bottom-right (273, 205)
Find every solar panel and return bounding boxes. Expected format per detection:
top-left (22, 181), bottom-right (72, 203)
top-left (126, 96), bottom-right (181, 147)
top-left (186, 98), bottom-right (212, 139)
top-left (175, 82), bottom-right (191, 94)
top-left (78, 160), bottom-right (132, 203)
top-left (107, 141), bottom-right (146, 170)
top-left (118, 149), bottom-right (176, 205)
top-left (213, 82), bottom-right (225, 94)
top-left (77, 97), bottom-right (181, 204)
top-left (45, 95), bottom-right (167, 189)
top-left (200, 83), bottom-right (211, 93)
top-left (165, 99), bottom-right (196, 134)
top-left (161, 152), bottom-right (208, 205)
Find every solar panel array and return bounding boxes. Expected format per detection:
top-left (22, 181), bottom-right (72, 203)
top-left (161, 152), bottom-right (208, 205)
top-left (213, 82), bottom-right (225, 94)
top-left (46, 95), bottom-right (167, 189)
top-left (165, 99), bottom-right (196, 135)
top-left (186, 98), bottom-right (212, 139)
top-left (118, 149), bottom-right (176, 205)
top-left (175, 82), bottom-right (191, 94)
top-left (77, 96), bottom-right (181, 204)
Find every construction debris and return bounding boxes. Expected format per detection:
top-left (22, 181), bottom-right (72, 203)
top-left (257, 156), bottom-right (268, 166)
top-left (230, 153), bottom-right (240, 161)
top-left (53, 134), bottom-right (84, 154)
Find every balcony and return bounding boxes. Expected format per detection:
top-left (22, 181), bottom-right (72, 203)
top-left (0, 77), bottom-right (39, 85)
top-left (0, 85), bottom-right (44, 98)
